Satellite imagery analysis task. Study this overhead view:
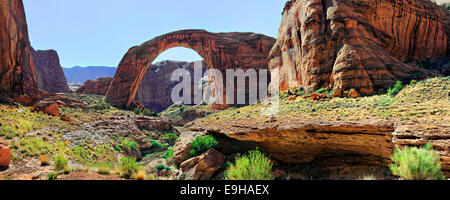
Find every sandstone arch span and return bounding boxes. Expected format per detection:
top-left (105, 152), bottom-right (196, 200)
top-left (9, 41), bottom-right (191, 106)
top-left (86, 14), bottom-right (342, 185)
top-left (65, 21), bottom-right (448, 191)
top-left (105, 29), bottom-right (275, 109)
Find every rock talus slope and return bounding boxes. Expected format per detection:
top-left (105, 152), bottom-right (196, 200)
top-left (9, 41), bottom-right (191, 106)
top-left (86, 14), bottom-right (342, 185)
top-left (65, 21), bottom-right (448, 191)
top-left (269, 0), bottom-right (450, 95)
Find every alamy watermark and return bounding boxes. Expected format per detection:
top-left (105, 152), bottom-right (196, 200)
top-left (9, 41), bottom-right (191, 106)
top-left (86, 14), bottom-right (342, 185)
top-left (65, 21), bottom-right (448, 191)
top-left (170, 61), bottom-right (280, 116)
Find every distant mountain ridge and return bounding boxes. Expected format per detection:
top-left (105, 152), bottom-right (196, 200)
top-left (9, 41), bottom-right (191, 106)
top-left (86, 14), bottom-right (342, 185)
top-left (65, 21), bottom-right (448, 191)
top-left (63, 66), bottom-right (117, 83)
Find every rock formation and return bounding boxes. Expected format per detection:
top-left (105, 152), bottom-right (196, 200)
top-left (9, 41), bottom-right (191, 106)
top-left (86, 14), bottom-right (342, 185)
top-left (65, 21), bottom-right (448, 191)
top-left (0, 139), bottom-right (11, 167)
top-left (134, 60), bottom-right (206, 112)
top-left (106, 29), bottom-right (275, 109)
top-left (178, 148), bottom-right (225, 180)
top-left (269, 0), bottom-right (450, 95)
top-left (0, 0), bottom-right (38, 102)
top-left (76, 77), bottom-right (113, 95)
top-left (32, 48), bottom-right (71, 93)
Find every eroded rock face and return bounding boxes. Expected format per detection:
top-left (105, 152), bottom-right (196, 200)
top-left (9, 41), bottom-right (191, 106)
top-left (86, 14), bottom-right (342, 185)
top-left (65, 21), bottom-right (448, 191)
top-left (76, 77), bottom-right (113, 95)
top-left (134, 60), bottom-right (206, 112)
top-left (31, 48), bottom-right (70, 93)
top-left (0, 0), bottom-right (38, 101)
top-left (269, 0), bottom-right (450, 95)
top-left (190, 119), bottom-right (395, 179)
top-left (106, 29), bottom-right (275, 109)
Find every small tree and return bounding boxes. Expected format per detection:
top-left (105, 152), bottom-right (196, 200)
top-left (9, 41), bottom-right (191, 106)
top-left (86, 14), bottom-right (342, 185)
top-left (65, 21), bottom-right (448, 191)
top-left (390, 143), bottom-right (445, 180)
top-left (225, 150), bottom-right (273, 180)
top-left (387, 80), bottom-right (403, 97)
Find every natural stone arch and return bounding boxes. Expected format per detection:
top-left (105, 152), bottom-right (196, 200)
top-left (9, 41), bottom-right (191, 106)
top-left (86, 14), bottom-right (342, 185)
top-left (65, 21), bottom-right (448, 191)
top-left (105, 29), bottom-right (275, 109)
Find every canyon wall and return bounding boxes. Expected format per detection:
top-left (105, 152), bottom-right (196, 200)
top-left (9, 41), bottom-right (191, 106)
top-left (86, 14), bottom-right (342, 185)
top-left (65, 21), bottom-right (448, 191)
top-left (32, 48), bottom-right (71, 93)
top-left (269, 0), bottom-right (450, 95)
top-left (0, 0), bottom-right (38, 101)
top-left (76, 77), bottom-right (113, 95)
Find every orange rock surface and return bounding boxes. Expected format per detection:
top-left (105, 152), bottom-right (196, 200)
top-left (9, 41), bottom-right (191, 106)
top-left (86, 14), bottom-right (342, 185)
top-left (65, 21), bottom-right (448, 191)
top-left (269, 0), bottom-right (450, 95)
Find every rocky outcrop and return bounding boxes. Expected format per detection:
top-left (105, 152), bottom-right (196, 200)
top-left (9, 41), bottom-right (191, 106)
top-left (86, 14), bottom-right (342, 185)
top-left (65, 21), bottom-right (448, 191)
top-left (76, 77), bottom-right (113, 95)
top-left (269, 0), bottom-right (450, 96)
top-left (106, 29), bottom-right (275, 109)
top-left (0, 0), bottom-right (38, 102)
top-left (134, 60), bottom-right (206, 112)
top-left (0, 139), bottom-right (11, 167)
top-left (32, 48), bottom-right (70, 93)
top-left (31, 100), bottom-right (60, 117)
top-left (189, 118), bottom-right (396, 179)
top-left (173, 131), bottom-right (206, 164)
top-left (178, 148), bottom-right (225, 180)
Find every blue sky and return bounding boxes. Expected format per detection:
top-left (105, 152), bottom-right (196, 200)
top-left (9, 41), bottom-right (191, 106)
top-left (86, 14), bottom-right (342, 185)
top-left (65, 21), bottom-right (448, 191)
top-left (23, 0), bottom-right (285, 68)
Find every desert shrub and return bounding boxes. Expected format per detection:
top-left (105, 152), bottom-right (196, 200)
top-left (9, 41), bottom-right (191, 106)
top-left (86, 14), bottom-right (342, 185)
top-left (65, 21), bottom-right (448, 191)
top-left (18, 138), bottom-right (52, 157)
top-left (390, 143), bottom-right (445, 180)
top-left (133, 108), bottom-right (141, 115)
top-left (134, 108), bottom-right (158, 116)
top-left (359, 174), bottom-right (376, 180)
top-left (47, 173), bottom-right (58, 180)
top-left (151, 140), bottom-right (167, 149)
top-left (410, 80), bottom-right (417, 85)
top-left (96, 162), bottom-right (114, 175)
top-left (92, 102), bottom-right (111, 110)
top-left (225, 150), bottom-right (273, 180)
top-left (189, 135), bottom-right (218, 156)
top-left (387, 80), bottom-right (403, 97)
top-left (118, 157), bottom-right (140, 178)
top-left (156, 164), bottom-right (171, 172)
top-left (162, 148), bottom-right (174, 160)
top-left (135, 170), bottom-right (146, 180)
top-left (121, 139), bottom-right (138, 151)
top-left (54, 153), bottom-right (69, 173)
top-left (163, 133), bottom-right (178, 143)
top-left (39, 155), bottom-right (50, 166)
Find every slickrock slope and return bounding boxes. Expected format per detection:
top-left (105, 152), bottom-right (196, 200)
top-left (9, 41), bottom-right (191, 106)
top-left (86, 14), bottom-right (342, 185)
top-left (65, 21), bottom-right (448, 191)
top-left (32, 48), bottom-right (71, 93)
top-left (106, 29), bottom-right (275, 109)
top-left (76, 77), bottom-right (113, 95)
top-left (134, 60), bottom-right (206, 112)
top-left (269, 0), bottom-right (450, 96)
top-left (0, 0), bottom-right (38, 101)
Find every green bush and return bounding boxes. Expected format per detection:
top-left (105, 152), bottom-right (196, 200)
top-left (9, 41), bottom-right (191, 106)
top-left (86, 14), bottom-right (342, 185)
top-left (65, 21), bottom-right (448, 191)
top-left (390, 143), bottom-right (445, 180)
top-left (54, 153), bottom-right (69, 172)
top-left (163, 133), bottom-right (178, 143)
top-left (156, 164), bottom-right (171, 172)
top-left (121, 139), bottom-right (138, 151)
top-left (225, 150), bottom-right (273, 180)
top-left (387, 80), bottom-right (403, 97)
top-left (162, 148), bottom-right (174, 160)
top-left (118, 157), bottom-right (140, 179)
top-left (133, 108), bottom-right (141, 115)
top-left (189, 135), bottom-right (218, 156)
top-left (151, 140), bottom-right (167, 149)
top-left (47, 173), bottom-right (58, 180)
top-left (92, 102), bottom-right (111, 110)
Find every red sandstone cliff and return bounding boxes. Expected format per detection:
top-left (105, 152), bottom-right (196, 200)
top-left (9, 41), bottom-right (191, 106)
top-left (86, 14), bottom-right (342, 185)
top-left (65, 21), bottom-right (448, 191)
top-left (32, 48), bottom-right (71, 93)
top-left (0, 0), bottom-right (38, 102)
top-left (270, 0), bottom-right (450, 95)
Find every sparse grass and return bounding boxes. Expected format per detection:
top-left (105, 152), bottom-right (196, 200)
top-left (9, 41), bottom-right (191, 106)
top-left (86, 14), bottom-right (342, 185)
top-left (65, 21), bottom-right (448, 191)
top-left (225, 150), bottom-right (273, 180)
top-left (390, 143), bottom-right (445, 180)
top-left (189, 135), bottom-right (218, 157)
top-left (359, 174), bottom-right (377, 180)
top-left (47, 173), bottom-right (58, 180)
top-left (196, 77), bottom-right (450, 132)
top-left (135, 170), bottom-right (146, 180)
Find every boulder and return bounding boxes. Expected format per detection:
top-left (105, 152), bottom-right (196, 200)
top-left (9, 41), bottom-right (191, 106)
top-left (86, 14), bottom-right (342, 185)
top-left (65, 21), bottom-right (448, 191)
top-left (0, 139), bottom-right (11, 167)
top-left (173, 131), bottom-right (206, 164)
top-left (269, 0), bottom-right (450, 96)
top-left (31, 100), bottom-right (59, 117)
top-left (178, 148), bottom-right (225, 180)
